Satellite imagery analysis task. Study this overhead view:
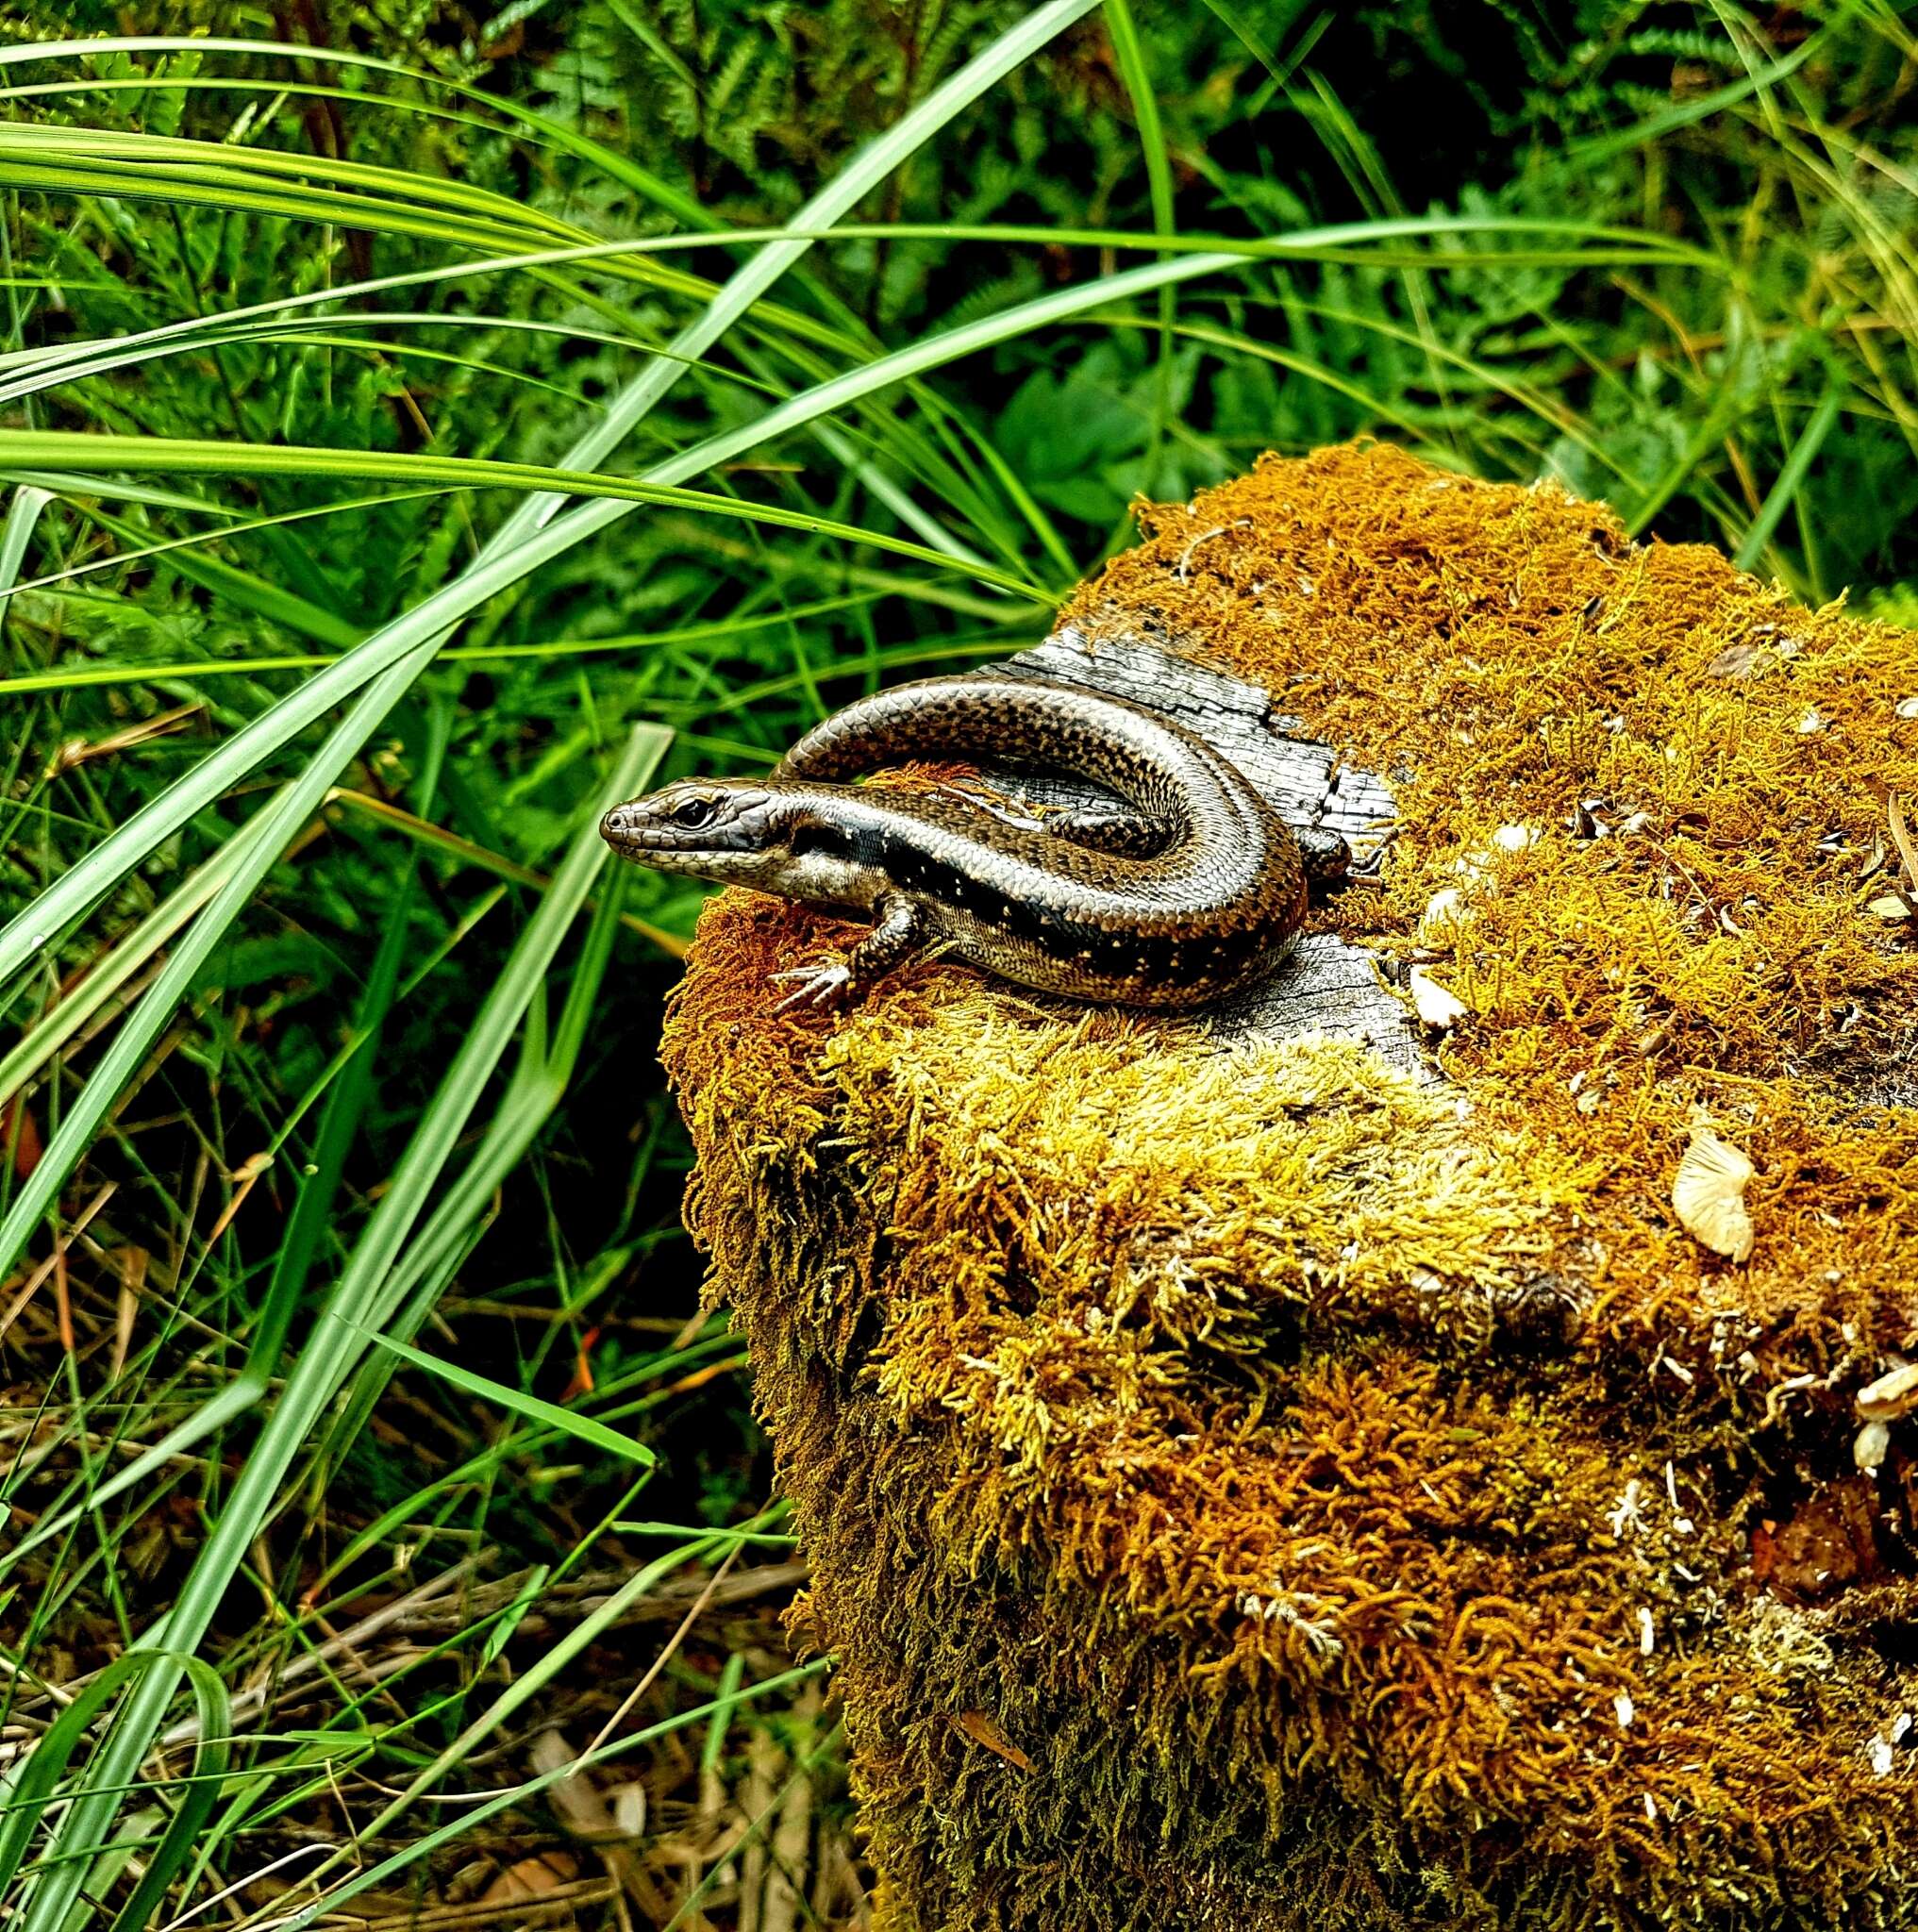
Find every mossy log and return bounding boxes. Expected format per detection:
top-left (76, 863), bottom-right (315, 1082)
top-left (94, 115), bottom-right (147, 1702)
top-left (660, 442), bottom-right (1918, 1932)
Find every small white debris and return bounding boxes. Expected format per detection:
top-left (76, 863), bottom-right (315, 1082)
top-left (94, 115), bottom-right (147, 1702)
top-left (1416, 886), bottom-right (1472, 945)
top-left (1614, 1690), bottom-right (1635, 1728)
top-left (1607, 1479), bottom-right (1644, 1540)
top-left (1492, 823), bottom-right (1540, 853)
top-left (1871, 1735), bottom-right (1896, 1777)
top-left (1706, 641), bottom-right (1767, 680)
top-left (1797, 708), bottom-right (1827, 735)
top-left (1234, 1587), bottom-right (1343, 1658)
top-left (1894, 1713), bottom-right (1913, 1744)
top-left (1408, 967), bottom-right (1468, 1029)
top-left (1637, 1607), bottom-right (1656, 1656)
top-left (1175, 516), bottom-right (1253, 583)
top-left (1859, 1362), bottom-right (1918, 1422)
top-left (1643, 1792), bottom-right (1658, 1823)
top-left (611, 1781), bottom-right (649, 1837)
top-left (1896, 696), bottom-right (1918, 719)
top-left (1856, 1420), bottom-right (1893, 1472)
top-left (1672, 1126), bottom-right (1757, 1263)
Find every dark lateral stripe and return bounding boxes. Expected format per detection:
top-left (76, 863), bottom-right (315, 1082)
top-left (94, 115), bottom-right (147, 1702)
top-left (870, 824), bottom-right (1281, 975)
top-left (791, 818), bottom-right (857, 862)
top-left (777, 794), bottom-right (1301, 1002)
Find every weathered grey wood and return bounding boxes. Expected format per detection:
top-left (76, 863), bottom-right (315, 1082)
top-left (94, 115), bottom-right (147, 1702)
top-left (970, 614), bottom-right (1426, 1077)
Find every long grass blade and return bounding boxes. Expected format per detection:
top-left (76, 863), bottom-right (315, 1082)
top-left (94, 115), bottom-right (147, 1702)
top-left (0, 1652), bottom-right (227, 1910)
top-left (0, 480), bottom-right (51, 630)
top-left (356, 1330), bottom-right (659, 1468)
top-left (11, 724), bottom-right (657, 1930)
top-left (0, 430), bottom-right (1046, 594)
top-left (0, 731), bottom-right (447, 1574)
top-left (1735, 381), bottom-right (1845, 571)
top-left (8, 10), bottom-right (1111, 1913)
top-left (1105, 0), bottom-right (1178, 491)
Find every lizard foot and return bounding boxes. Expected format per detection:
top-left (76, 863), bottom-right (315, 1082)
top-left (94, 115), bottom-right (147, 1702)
top-left (770, 957), bottom-right (857, 1012)
top-left (1296, 825), bottom-right (1353, 889)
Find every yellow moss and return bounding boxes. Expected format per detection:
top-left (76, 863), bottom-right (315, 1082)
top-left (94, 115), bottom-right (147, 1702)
top-left (662, 443), bottom-right (1918, 1931)
top-left (1068, 444), bottom-right (1918, 1357)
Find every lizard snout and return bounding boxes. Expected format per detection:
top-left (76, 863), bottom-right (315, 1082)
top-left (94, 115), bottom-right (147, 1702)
top-left (601, 804), bottom-right (646, 849)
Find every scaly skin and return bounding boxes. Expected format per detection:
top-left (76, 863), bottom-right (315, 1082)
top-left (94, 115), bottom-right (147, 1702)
top-left (600, 675), bottom-right (1329, 1010)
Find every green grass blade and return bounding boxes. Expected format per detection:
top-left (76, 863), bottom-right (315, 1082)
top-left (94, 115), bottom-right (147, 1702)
top-left (1564, 28), bottom-right (1828, 168)
top-left (0, 480), bottom-right (51, 630)
top-left (1105, 0), bottom-right (1178, 492)
top-left (0, 812), bottom-right (274, 1111)
top-left (0, 1653), bottom-right (227, 1905)
top-left (0, 430), bottom-right (1045, 594)
top-left (10, 727), bottom-right (659, 1931)
top-left (1735, 381), bottom-right (1845, 572)
top-left (0, 592), bottom-right (881, 698)
top-left (322, 735), bottom-right (669, 1461)
top-left (352, 1329), bottom-right (659, 1469)
top-left (0, 652), bottom-right (434, 1283)
top-left (100, 1659), bottom-right (230, 1932)
top-left (0, 216), bottom-right (1724, 408)
top-left (273, 1661), bottom-right (827, 1930)
top-left (0, 766), bottom-right (438, 1578)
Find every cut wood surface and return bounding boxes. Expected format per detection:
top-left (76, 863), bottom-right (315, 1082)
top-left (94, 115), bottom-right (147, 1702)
top-left (994, 617), bottom-right (1420, 1071)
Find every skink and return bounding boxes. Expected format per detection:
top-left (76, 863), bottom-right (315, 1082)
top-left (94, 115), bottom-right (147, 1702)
top-left (600, 674), bottom-right (1343, 1010)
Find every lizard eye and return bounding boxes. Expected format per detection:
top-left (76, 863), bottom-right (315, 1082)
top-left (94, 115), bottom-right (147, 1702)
top-left (672, 797), bottom-right (717, 829)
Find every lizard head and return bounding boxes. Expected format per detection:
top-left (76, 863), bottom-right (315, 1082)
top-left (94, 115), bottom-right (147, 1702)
top-left (600, 779), bottom-right (875, 907)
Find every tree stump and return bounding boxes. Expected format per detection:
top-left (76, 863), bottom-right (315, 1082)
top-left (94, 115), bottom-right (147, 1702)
top-left (661, 441), bottom-right (1918, 1931)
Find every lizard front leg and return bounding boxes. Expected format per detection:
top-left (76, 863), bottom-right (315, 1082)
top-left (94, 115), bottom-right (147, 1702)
top-left (771, 894), bottom-right (927, 1011)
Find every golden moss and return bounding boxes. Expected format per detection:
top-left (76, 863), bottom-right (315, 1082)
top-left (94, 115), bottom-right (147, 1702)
top-left (1070, 445), bottom-right (1918, 1354)
top-left (662, 443), bottom-right (1918, 1931)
